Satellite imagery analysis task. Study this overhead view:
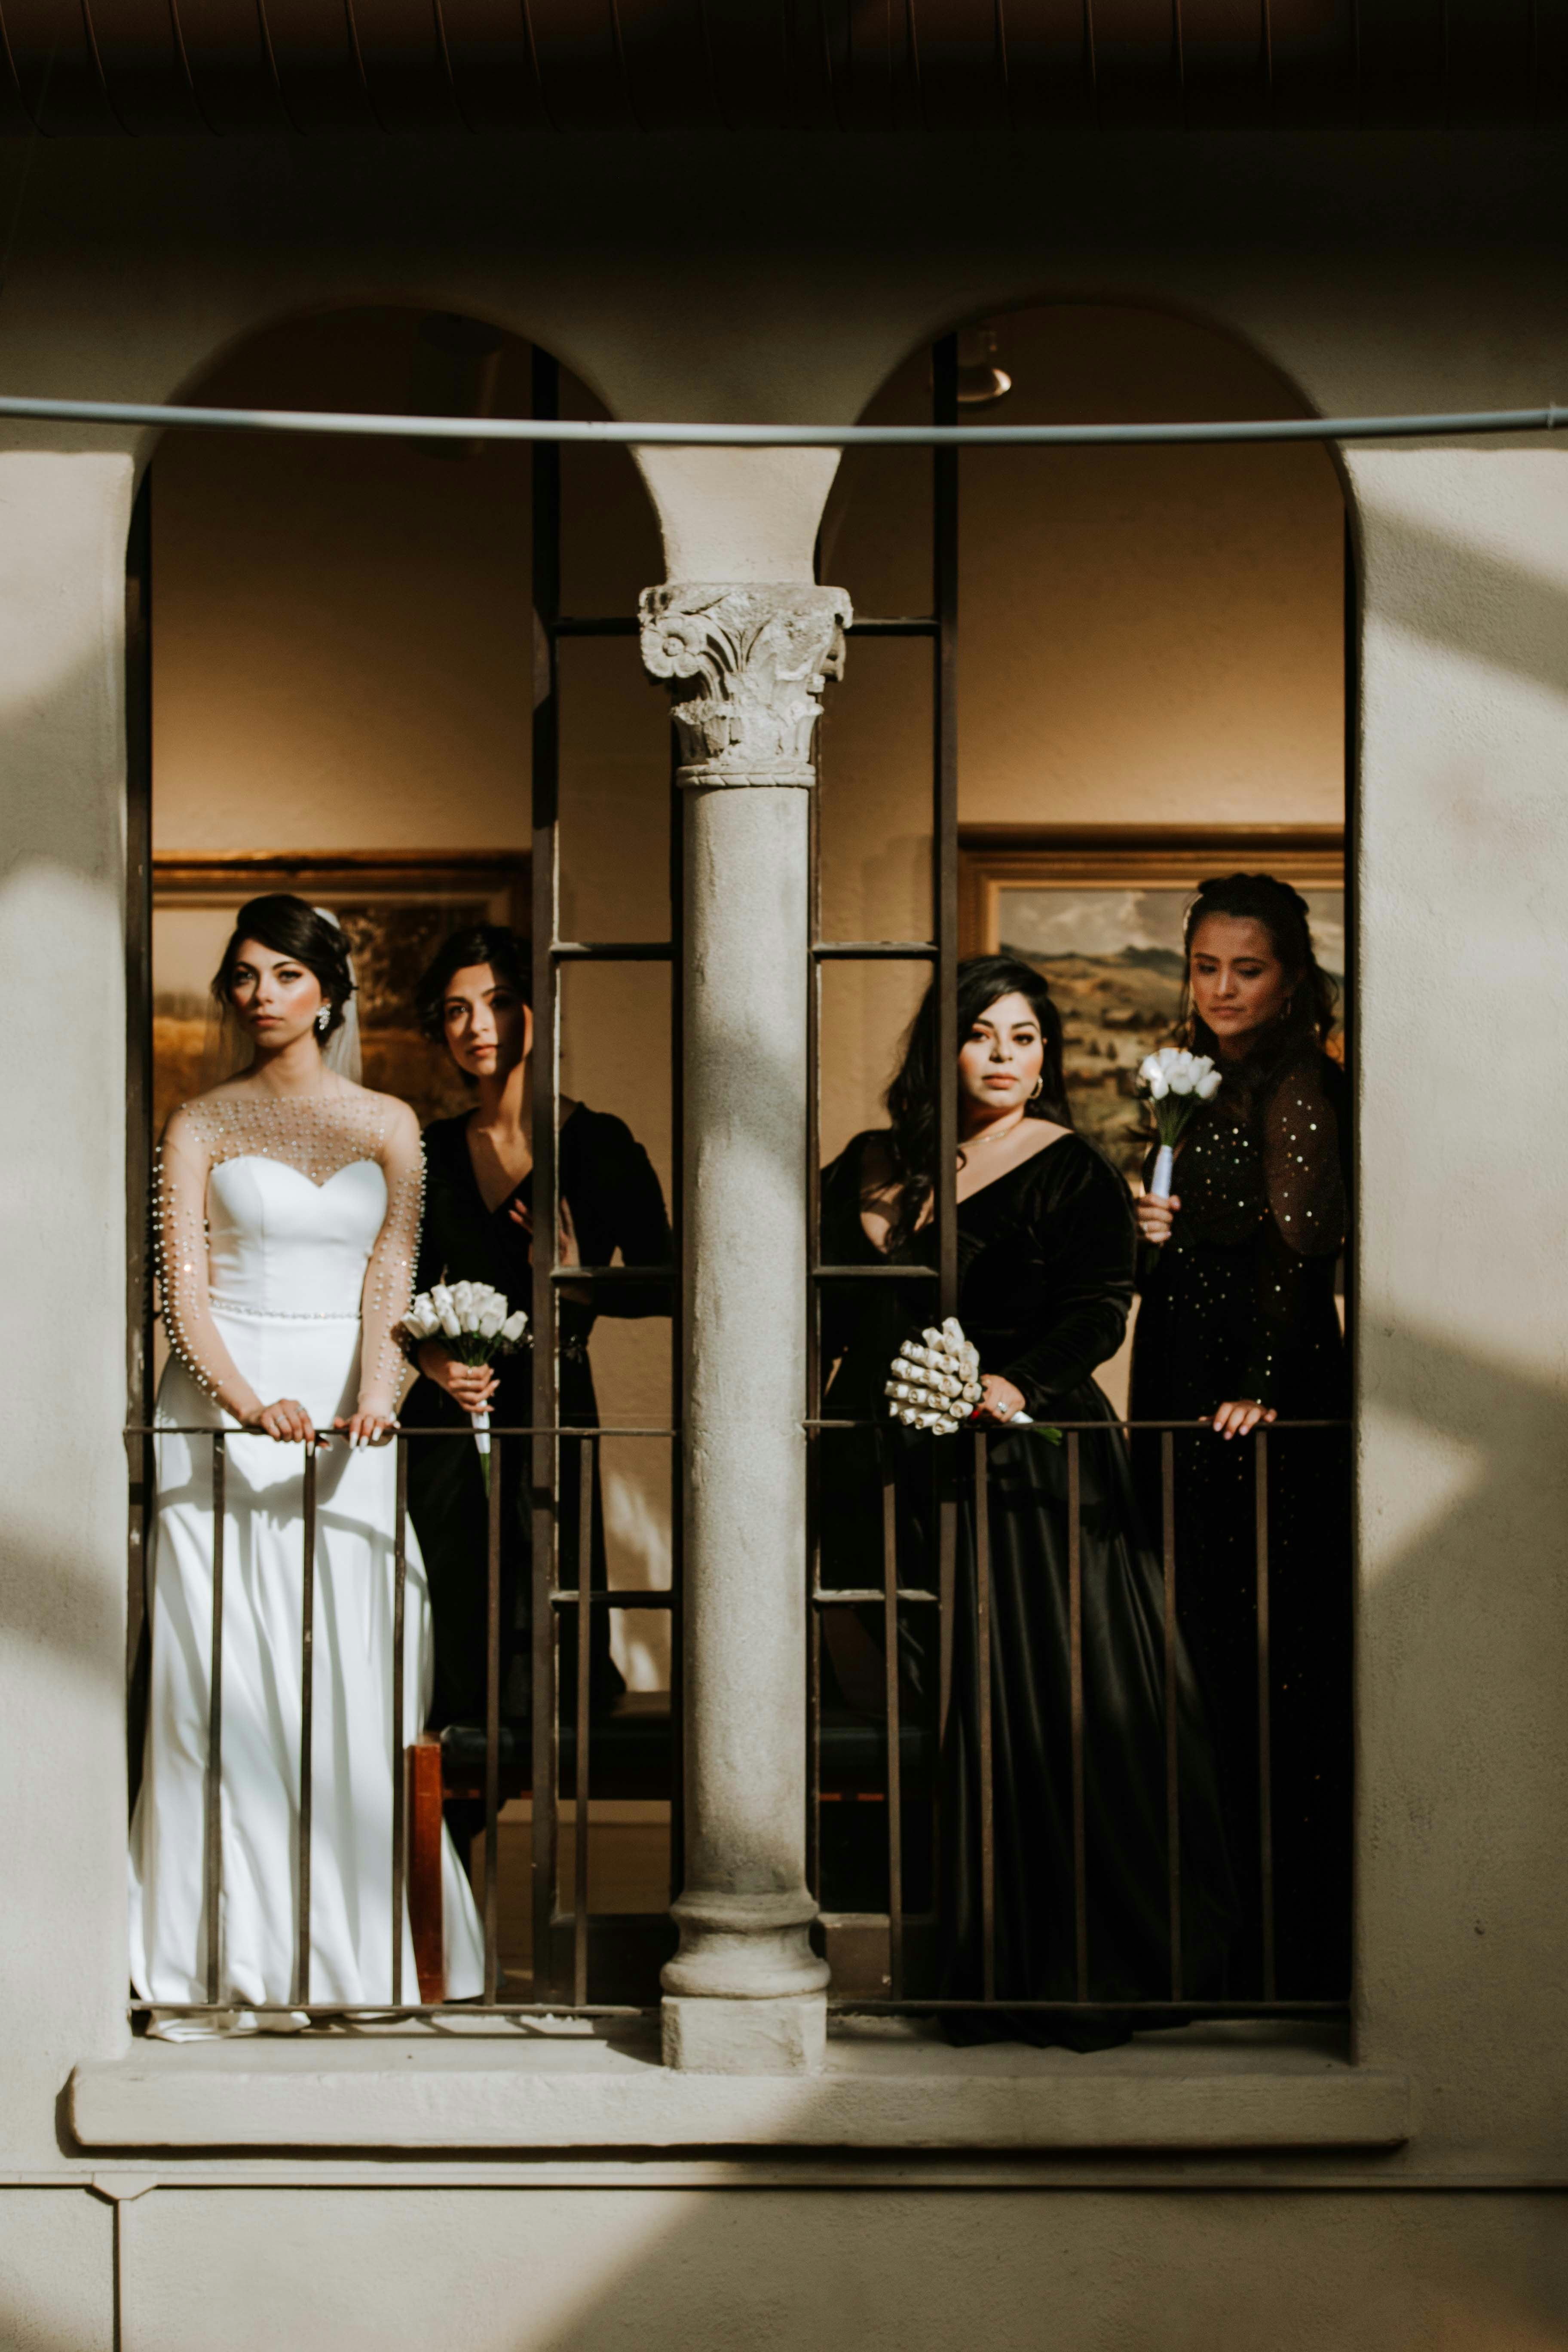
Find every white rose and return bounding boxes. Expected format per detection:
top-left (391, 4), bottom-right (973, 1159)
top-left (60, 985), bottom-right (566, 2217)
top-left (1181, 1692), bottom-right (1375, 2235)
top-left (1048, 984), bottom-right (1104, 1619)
top-left (500, 1310), bottom-right (528, 1343)
top-left (477, 1305), bottom-right (505, 1340)
top-left (430, 1284), bottom-right (460, 1339)
top-left (1167, 1064), bottom-right (1195, 1095)
top-left (1138, 1054), bottom-right (1165, 1086)
top-left (1196, 1068), bottom-right (1222, 1101)
top-left (1147, 1071), bottom-right (1170, 1100)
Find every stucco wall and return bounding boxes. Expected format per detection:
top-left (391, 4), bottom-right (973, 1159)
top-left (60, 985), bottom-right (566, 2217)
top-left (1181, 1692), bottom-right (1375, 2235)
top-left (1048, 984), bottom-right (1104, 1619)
top-left (0, 119), bottom-right (1566, 2343)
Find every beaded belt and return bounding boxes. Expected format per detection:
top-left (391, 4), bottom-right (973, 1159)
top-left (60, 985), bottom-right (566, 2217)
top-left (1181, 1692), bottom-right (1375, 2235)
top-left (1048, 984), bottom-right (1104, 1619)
top-left (210, 1293), bottom-right (360, 1323)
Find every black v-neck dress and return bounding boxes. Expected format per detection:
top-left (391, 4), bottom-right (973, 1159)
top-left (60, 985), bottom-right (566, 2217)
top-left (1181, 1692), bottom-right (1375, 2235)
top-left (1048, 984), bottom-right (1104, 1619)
top-left (403, 1105), bottom-right (673, 1729)
top-left (819, 1128), bottom-right (1236, 2040)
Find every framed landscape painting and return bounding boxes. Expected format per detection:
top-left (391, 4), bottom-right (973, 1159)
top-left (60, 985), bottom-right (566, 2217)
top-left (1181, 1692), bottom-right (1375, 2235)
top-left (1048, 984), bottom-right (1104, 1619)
top-left (151, 852), bottom-right (530, 1139)
top-left (959, 827), bottom-right (1347, 1185)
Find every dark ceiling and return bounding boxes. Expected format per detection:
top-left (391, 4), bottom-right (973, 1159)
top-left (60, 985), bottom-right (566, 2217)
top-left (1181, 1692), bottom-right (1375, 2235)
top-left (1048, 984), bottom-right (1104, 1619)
top-left (0, 0), bottom-right (1561, 138)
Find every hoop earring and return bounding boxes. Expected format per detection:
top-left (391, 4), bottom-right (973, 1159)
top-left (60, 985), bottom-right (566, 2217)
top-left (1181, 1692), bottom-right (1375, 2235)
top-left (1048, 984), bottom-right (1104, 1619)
top-left (1029, 1077), bottom-right (1043, 1102)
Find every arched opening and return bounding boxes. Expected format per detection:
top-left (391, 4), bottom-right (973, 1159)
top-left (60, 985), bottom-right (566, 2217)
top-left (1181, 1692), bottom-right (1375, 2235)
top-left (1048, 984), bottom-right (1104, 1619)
top-left (126, 306), bottom-right (680, 2015)
top-left (809, 301), bottom-right (1354, 2015)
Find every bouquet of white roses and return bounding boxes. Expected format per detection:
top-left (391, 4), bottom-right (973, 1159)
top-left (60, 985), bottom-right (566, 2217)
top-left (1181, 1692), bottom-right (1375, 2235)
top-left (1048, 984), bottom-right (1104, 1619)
top-left (1137, 1046), bottom-right (1222, 1202)
top-left (885, 1316), bottom-right (1060, 1442)
top-left (400, 1281), bottom-right (527, 1482)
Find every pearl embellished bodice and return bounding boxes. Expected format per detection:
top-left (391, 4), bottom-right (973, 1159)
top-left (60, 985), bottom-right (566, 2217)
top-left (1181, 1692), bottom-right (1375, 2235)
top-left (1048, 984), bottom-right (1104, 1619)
top-left (154, 1081), bottom-right (423, 1419)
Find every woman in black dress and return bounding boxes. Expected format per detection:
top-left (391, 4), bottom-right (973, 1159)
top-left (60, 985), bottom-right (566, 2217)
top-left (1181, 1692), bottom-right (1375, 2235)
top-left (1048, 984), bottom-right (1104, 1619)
top-left (401, 925), bottom-right (672, 1731)
top-left (820, 956), bottom-right (1234, 2043)
top-left (1130, 873), bottom-right (1351, 1999)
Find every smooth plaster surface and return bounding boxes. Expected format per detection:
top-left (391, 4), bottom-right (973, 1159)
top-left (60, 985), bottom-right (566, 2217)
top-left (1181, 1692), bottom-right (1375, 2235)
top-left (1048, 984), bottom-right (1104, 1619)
top-left (1, 113), bottom-right (1567, 2344)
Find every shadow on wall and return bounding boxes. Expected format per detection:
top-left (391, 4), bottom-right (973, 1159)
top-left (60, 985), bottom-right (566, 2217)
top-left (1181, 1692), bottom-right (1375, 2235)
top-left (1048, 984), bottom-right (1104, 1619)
top-left (95, 2182), bottom-right (1568, 2351)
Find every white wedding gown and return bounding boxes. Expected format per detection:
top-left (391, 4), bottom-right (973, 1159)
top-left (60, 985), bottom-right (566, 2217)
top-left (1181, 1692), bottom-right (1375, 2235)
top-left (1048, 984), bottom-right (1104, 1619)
top-left (129, 1082), bottom-right (485, 2029)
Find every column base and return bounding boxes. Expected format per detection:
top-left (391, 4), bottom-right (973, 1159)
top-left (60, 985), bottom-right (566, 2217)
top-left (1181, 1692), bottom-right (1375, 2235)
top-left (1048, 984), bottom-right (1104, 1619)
top-left (661, 1994), bottom-right (827, 2076)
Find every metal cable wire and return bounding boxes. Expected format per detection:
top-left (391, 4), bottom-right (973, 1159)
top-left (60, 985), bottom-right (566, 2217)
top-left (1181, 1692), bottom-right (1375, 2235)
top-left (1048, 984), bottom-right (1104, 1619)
top-left (0, 390), bottom-right (1563, 447)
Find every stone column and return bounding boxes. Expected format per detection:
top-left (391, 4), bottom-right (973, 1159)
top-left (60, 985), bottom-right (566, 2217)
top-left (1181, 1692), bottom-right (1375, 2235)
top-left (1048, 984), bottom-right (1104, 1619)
top-left (640, 582), bottom-right (851, 2074)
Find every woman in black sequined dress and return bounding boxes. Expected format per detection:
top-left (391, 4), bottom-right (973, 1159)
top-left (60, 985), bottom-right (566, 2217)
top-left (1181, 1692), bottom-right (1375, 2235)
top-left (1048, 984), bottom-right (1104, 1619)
top-left (820, 957), bottom-right (1235, 2043)
top-left (400, 926), bottom-right (672, 1731)
top-left (1130, 874), bottom-right (1351, 1998)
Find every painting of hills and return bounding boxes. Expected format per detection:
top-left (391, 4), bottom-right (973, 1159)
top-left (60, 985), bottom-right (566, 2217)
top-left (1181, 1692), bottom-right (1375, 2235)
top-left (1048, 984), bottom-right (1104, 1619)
top-left (998, 883), bottom-right (1346, 1184)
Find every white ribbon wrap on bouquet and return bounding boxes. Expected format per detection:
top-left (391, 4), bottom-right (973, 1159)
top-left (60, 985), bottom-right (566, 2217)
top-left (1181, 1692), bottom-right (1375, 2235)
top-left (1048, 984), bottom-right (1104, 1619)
top-left (471, 1407), bottom-right (490, 1461)
top-left (1149, 1143), bottom-right (1176, 1203)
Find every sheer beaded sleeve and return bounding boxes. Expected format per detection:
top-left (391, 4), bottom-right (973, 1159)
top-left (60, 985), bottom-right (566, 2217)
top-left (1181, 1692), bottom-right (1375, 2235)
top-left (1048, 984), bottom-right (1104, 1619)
top-left (154, 1106), bottom-right (263, 1424)
top-left (1242, 1057), bottom-right (1348, 1404)
top-left (358, 1099), bottom-right (425, 1413)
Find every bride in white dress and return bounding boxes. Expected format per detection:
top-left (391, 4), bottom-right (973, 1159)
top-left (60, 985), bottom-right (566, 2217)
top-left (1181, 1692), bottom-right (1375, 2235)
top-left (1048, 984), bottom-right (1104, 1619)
top-left (130, 895), bottom-right (484, 2028)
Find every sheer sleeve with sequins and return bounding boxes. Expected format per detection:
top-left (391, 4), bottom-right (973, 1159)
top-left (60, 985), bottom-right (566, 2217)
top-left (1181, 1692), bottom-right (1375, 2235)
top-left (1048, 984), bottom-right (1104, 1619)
top-left (1242, 1055), bottom-right (1348, 1404)
top-left (357, 1099), bottom-right (425, 1414)
top-left (153, 1105), bottom-right (265, 1424)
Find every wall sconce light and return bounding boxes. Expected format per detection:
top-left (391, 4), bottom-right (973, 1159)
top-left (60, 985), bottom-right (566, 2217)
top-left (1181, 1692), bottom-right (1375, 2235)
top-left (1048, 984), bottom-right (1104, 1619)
top-left (955, 324), bottom-right (1012, 407)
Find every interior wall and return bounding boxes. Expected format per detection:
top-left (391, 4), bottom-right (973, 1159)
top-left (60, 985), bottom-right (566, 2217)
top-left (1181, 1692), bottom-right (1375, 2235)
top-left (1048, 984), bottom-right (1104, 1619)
top-left (150, 299), bottom-right (1344, 1568)
top-left (817, 303), bottom-right (1346, 1329)
top-left (150, 309), bottom-right (675, 1682)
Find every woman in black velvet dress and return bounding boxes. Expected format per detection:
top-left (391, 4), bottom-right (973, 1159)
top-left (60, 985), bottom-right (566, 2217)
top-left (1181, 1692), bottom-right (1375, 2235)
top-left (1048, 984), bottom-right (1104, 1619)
top-left (819, 956), bottom-right (1235, 2042)
top-left (401, 925), bottom-right (672, 1731)
top-left (1130, 873), bottom-right (1351, 2000)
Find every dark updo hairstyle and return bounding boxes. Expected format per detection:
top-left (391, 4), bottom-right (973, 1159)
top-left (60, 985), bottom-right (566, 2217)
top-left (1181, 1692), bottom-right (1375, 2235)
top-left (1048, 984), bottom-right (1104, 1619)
top-left (1179, 871), bottom-right (1338, 1094)
top-left (212, 895), bottom-right (355, 1043)
top-left (882, 953), bottom-right (1072, 1254)
top-left (415, 924), bottom-right (532, 1054)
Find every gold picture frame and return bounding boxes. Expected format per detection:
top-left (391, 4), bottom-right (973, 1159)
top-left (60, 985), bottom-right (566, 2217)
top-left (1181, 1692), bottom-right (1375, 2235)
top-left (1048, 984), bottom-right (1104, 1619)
top-left (152, 851), bottom-right (530, 1137)
top-left (959, 825), bottom-right (1346, 1182)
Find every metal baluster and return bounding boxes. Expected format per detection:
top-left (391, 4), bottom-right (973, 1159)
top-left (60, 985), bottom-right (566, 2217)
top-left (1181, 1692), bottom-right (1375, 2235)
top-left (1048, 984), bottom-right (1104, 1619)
top-left (934, 332), bottom-right (959, 1925)
top-left (1068, 1429), bottom-right (1088, 2002)
top-left (1161, 1427), bottom-right (1182, 2001)
top-left (573, 1435), bottom-right (593, 2008)
top-left (297, 1439), bottom-right (317, 2007)
top-left (391, 1436), bottom-right (407, 2006)
top-left (881, 1468), bottom-right (904, 2000)
top-left (1256, 1428), bottom-right (1276, 2000)
top-left (484, 1433), bottom-right (503, 2003)
top-left (531, 340), bottom-right (562, 2003)
top-left (205, 1433), bottom-right (226, 2007)
top-left (974, 1427), bottom-right (995, 2002)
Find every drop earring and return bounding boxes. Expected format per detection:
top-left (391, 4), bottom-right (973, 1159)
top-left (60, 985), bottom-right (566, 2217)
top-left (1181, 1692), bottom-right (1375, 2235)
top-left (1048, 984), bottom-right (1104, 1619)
top-left (316, 1007), bottom-right (331, 1034)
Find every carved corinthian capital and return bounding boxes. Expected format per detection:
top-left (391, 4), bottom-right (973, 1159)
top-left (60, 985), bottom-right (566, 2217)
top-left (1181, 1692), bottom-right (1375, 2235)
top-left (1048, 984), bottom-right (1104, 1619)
top-left (639, 583), bottom-right (853, 788)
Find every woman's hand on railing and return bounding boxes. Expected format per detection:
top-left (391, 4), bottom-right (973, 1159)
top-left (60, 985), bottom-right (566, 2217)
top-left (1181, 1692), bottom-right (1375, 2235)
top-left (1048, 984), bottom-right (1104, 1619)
top-left (1134, 1190), bottom-right (1180, 1246)
top-left (333, 1405), bottom-right (399, 1452)
top-left (971, 1373), bottom-right (1028, 1427)
top-left (416, 1339), bottom-right (499, 1414)
top-left (244, 1396), bottom-right (318, 1445)
top-left (1209, 1399), bottom-right (1278, 1440)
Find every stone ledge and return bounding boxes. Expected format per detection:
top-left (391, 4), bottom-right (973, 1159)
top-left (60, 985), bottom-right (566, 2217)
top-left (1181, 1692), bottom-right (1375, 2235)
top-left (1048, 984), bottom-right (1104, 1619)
top-left (70, 2024), bottom-right (1410, 2153)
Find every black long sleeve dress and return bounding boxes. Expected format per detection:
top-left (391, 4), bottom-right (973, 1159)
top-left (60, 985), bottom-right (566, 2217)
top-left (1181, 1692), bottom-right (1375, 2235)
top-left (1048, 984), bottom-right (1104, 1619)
top-left (402, 1104), bottom-right (673, 1731)
top-left (819, 1128), bottom-right (1236, 2042)
top-left (1130, 1044), bottom-right (1351, 1999)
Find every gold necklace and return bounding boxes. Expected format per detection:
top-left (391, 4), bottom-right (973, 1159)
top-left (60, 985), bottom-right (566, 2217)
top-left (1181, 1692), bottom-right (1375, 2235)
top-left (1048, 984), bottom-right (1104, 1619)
top-left (959, 1113), bottom-right (1025, 1155)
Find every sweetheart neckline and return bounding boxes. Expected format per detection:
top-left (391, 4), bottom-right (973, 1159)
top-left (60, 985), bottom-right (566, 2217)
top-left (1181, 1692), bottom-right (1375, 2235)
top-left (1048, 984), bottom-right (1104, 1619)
top-left (211, 1153), bottom-right (385, 1195)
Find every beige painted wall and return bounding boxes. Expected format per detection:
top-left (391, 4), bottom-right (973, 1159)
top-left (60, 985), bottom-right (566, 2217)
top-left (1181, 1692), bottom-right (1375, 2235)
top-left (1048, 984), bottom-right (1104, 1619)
top-left (4, 2180), bottom-right (1568, 2350)
top-left (151, 298), bottom-right (1345, 1308)
top-left (1, 113), bottom-right (1566, 2347)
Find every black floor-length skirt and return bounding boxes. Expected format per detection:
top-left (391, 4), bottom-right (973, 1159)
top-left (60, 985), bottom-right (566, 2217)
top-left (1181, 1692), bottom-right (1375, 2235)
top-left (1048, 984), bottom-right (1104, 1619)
top-left (825, 1385), bottom-right (1238, 2045)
